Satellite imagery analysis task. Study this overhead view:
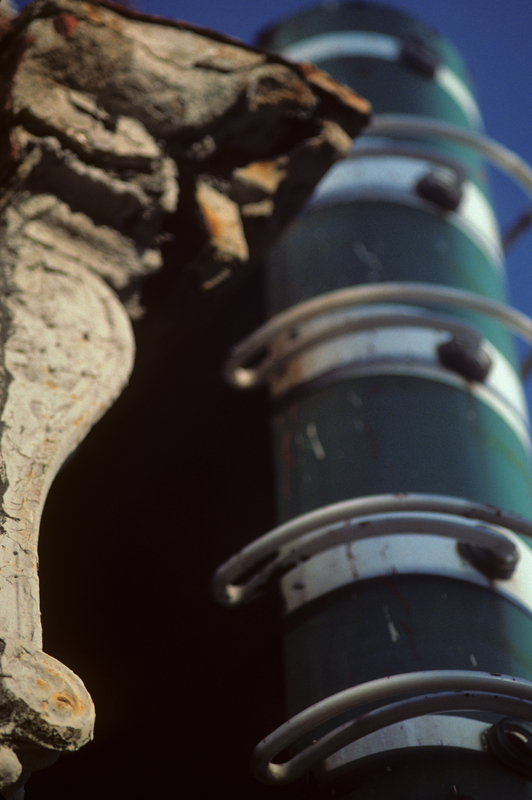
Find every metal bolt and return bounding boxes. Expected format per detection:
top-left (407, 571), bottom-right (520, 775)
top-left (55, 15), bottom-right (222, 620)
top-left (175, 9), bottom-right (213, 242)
top-left (416, 166), bottom-right (464, 211)
top-left (437, 336), bottom-right (492, 382)
top-left (400, 36), bottom-right (439, 78)
top-left (458, 536), bottom-right (519, 580)
top-left (486, 718), bottom-right (532, 778)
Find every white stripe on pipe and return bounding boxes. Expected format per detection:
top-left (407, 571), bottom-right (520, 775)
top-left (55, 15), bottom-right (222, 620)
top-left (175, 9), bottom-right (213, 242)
top-left (307, 154), bottom-right (504, 270)
top-left (324, 715), bottom-right (488, 773)
top-left (269, 317), bottom-right (530, 454)
top-left (280, 527), bottom-right (532, 613)
top-left (437, 65), bottom-right (483, 129)
top-left (280, 32), bottom-right (483, 128)
top-left (282, 31), bottom-right (400, 62)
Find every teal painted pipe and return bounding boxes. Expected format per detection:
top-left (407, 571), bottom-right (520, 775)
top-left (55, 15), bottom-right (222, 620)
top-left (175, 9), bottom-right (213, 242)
top-left (254, 3), bottom-right (532, 797)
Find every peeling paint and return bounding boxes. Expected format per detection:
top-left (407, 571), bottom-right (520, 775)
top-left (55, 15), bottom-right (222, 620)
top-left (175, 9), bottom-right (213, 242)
top-left (306, 421), bottom-right (325, 460)
top-left (383, 604), bottom-right (400, 643)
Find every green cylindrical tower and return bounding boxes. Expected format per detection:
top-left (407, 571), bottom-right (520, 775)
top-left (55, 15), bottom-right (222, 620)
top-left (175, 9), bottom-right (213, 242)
top-left (215, 3), bottom-right (532, 798)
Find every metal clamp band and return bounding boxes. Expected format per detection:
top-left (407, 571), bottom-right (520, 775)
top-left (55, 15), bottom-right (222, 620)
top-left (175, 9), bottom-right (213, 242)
top-left (226, 304), bottom-right (484, 389)
top-left (307, 150), bottom-right (502, 268)
top-left (346, 142), bottom-right (469, 179)
top-left (225, 116), bottom-right (532, 390)
top-left (364, 114), bottom-right (532, 263)
top-left (251, 670), bottom-right (532, 784)
top-left (224, 282), bottom-right (532, 389)
top-left (322, 714), bottom-right (490, 773)
top-left (212, 493), bottom-right (532, 606)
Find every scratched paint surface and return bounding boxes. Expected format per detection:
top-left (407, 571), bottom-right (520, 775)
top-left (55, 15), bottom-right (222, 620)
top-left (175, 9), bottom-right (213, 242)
top-left (283, 574), bottom-right (532, 718)
top-left (272, 375), bottom-right (532, 523)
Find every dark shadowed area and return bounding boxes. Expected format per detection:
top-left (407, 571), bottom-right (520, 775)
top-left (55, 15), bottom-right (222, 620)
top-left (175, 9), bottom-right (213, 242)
top-left (34, 270), bottom-right (295, 798)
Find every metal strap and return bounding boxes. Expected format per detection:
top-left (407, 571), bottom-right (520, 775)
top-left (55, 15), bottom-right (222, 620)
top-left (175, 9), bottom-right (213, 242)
top-left (251, 670), bottom-right (532, 784)
top-left (224, 282), bottom-right (532, 389)
top-left (212, 493), bottom-right (532, 605)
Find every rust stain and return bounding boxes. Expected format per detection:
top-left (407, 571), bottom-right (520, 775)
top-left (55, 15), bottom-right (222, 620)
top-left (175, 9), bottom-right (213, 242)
top-left (235, 158), bottom-right (288, 195)
top-left (270, 353), bottom-right (304, 395)
top-left (52, 692), bottom-right (76, 711)
top-left (401, 621), bottom-right (422, 664)
top-left (79, 2), bottom-right (105, 24)
top-left (299, 61), bottom-right (372, 118)
top-left (251, 70), bottom-right (316, 111)
top-left (53, 13), bottom-right (79, 38)
top-left (380, 575), bottom-right (412, 616)
top-left (201, 201), bottom-right (223, 241)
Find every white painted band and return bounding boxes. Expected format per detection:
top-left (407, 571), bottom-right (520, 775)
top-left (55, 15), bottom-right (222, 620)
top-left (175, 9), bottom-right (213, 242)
top-left (251, 669), bottom-right (532, 784)
top-left (307, 152), bottom-right (504, 270)
top-left (282, 31), bottom-right (400, 63)
top-left (269, 309), bottom-right (531, 454)
top-left (280, 527), bottom-right (532, 614)
top-left (280, 32), bottom-right (483, 128)
top-left (322, 715), bottom-right (488, 774)
top-left (214, 497), bottom-right (532, 608)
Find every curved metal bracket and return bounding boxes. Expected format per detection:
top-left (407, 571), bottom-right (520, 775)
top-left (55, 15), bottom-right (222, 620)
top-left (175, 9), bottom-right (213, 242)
top-left (251, 669), bottom-right (532, 784)
top-left (366, 114), bottom-right (532, 265)
top-left (224, 283), bottom-right (532, 389)
top-left (212, 493), bottom-right (532, 606)
top-left (365, 115), bottom-right (532, 203)
top-left (225, 114), bottom-right (532, 389)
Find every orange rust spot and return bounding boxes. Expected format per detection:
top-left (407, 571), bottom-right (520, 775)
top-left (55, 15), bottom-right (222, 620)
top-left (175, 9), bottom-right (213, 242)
top-left (251, 70), bottom-right (315, 110)
top-left (299, 61), bottom-right (372, 117)
top-left (53, 693), bottom-right (75, 709)
top-left (236, 159), bottom-right (288, 194)
top-left (201, 202), bottom-right (223, 240)
top-left (80, 3), bottom-right (104, 24)
top-left (270, 348), bottom-right (304, 395)
top-left (52, 690), bottom-right (89, 716)
top-left (46, 380), bottom-right (58, 390)
top-left (53, 13), bottom-right (79, 38)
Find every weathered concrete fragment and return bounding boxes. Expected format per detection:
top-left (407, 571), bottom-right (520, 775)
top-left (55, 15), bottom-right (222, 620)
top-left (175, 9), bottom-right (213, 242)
top-left (0, 0), bottom-right (370, 792)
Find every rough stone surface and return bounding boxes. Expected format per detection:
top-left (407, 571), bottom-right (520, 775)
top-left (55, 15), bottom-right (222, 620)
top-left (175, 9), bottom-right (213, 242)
top-left (0, 0), bottom-right (371, 790)
top-left (1, 0), bottom-right (370, 307)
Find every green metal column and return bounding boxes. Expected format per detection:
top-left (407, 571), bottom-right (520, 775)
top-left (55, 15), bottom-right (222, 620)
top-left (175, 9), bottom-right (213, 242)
top-left (255, 3), bottom-right (532, 797)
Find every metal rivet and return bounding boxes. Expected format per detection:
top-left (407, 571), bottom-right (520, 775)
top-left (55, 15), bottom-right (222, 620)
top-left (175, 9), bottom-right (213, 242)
top-left (486, 718), bottom-right (532, 778)
top-left (400, 36), bottom-right (439, 78)
top-left (416, 166), bottom-right (464, 211)
top-left (437, 337), bottom-right (492, 382)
